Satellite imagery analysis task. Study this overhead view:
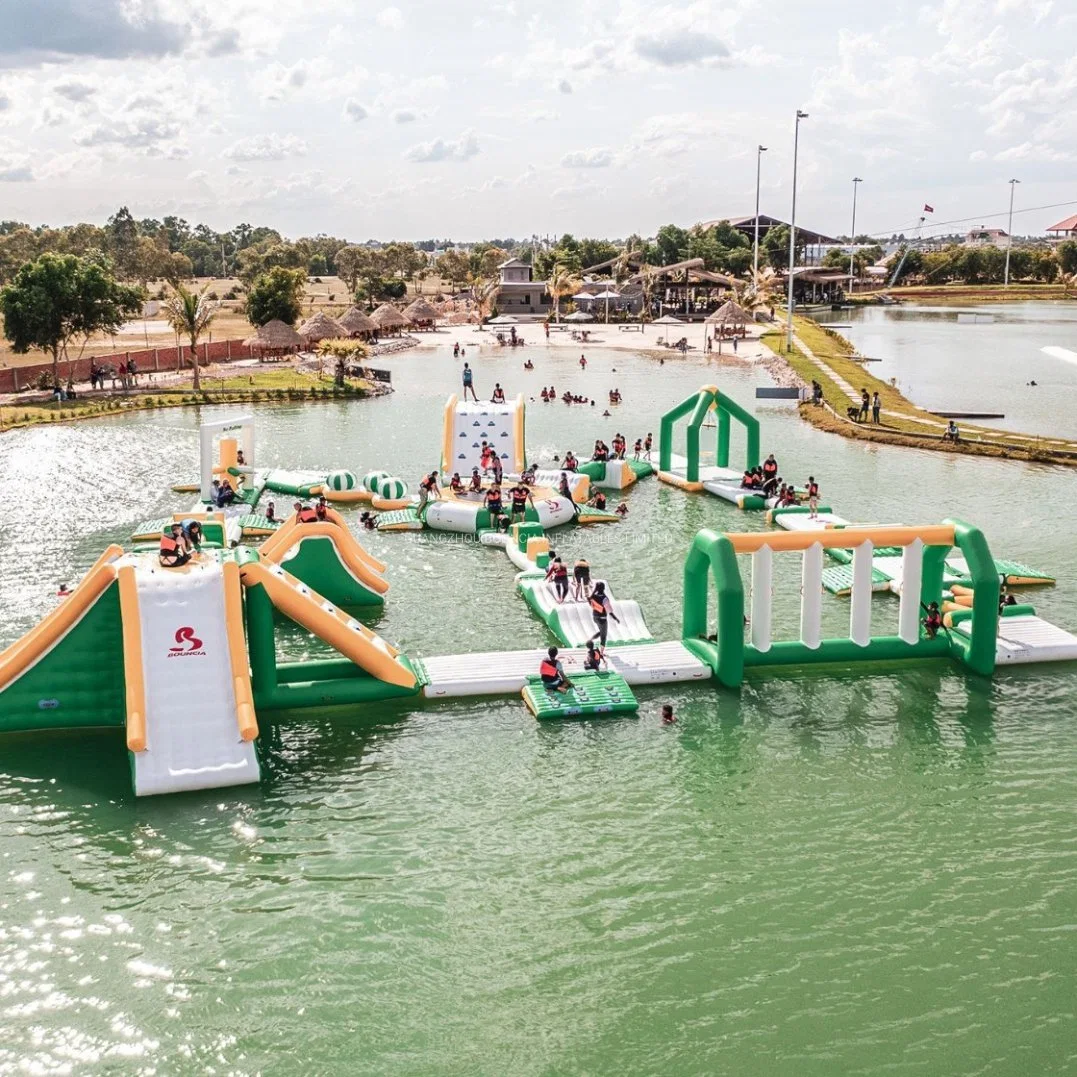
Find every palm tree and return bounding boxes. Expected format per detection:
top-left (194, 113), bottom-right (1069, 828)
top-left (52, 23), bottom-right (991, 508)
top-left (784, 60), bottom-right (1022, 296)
top-left (470, 274), bottom-right (500, 321)
top-left (736, 266), bottom-right (780, 320)
top-left (547, 264), bottom-right (581, 323)
top-left (163, 283), bottom-right (218, 391)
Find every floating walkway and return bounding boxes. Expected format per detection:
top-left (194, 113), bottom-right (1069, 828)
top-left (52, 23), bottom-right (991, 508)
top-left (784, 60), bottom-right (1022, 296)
top-left (516, 576), bottom-right (653, 647)
top-left (417, 641), bottom-right (712, 698)
top-left (954, 614), bottom-right (1077, 665)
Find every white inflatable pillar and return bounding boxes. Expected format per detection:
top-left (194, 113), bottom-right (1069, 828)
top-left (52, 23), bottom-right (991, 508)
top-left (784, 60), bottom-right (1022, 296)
top-left (850, 540), bottom-right (874, 646)
top-left (750, 545), bottom-right (773, 652)
top-left (800, 542), bottom-right (823, 649)
top-left (898, 538), bottom-right (924, 644)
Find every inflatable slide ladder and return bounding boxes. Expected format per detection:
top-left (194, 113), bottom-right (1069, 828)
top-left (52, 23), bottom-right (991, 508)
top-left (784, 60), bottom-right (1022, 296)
top-left (516, 576), bottom-right (654, 647)
top-left (120, 559), bottom-right (260, 797)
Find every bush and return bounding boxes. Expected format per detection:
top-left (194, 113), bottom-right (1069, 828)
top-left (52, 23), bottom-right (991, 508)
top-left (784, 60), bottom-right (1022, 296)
top-left (313, 276), bottom-right (323, 284)
top-left (207, 290), bottom-right (219, 300)
top-left (224, 286), bottom-right (241, 300)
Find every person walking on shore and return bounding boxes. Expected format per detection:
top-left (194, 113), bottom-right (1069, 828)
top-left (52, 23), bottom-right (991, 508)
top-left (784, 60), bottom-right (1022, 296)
top-left (871, 391), bottom-right (881, 424)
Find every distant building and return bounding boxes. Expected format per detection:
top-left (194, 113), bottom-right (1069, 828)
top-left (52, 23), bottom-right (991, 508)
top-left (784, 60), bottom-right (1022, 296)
top-left (494, 258), bottom-right (550, 316)
top-left (698, 214), bottom-right (839, 264)
top-left (1046, 215), bottom-right (1077, 242)
top-left (964, 227), bottom-right (1008, 248)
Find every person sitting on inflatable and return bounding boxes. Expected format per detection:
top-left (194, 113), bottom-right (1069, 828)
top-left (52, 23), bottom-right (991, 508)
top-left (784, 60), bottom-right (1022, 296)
top-left (583, 640), bottom-right (605, 671)
top-left (558, 471), bottom-right (574, 500)
top-left (265, 501), bottom-right (276, 522)
top-left (294, 501), bottom-right (318, 523)
top-left (182, 519), bottom-right (204, 551)
top-left (315, 495), bottom-right (329, 521)
top-left (520, 464), bottom-right (536, 486)
top-left (159, 523), bottom-right (191, 568)
top-left (539, 646), bottom-right (572, 694)
top-left (469, 467), bottom-right (483, 493)
top-left (491, 383), bottom-right (506, 403)
top-left (563, 451), bottom-right (578, 472)
top-left (449, 472), bottom-right (464, 495)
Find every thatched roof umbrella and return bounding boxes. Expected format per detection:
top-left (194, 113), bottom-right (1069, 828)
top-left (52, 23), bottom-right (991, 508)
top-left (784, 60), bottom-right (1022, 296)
top-left (244, 319), bottom-right (304, 355)
top-left (338, 306), bottom-right (378, 338)
top-left (402, 297), bottom-right (439, 329)
top-left (705, 299), bottom-right (754, 353)
top-left (298, 310), bottom-right (347, 344)
top-left (369, 303), bottom-right (411, 335)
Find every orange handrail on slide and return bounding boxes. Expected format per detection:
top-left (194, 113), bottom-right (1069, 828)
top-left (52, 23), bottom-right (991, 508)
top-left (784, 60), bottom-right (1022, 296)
top-left (221, 560), bottom-right (258, 743)
top-left (239, 562), bottom-right (416, 690)
top-left (259, 520), bottom-right (388, 593)
top-left (261, 509), bottom-right (387, 572)
top-left (116, 565), bottom-right (148, 753)
top-left (0, 544), bottom-right (124, 692)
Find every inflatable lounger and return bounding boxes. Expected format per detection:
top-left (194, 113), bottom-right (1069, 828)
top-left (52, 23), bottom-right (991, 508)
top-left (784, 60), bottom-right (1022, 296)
top-left (522, 671), bottom-right (639, 719)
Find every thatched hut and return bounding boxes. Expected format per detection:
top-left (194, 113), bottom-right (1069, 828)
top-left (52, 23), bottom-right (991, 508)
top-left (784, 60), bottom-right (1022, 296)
top-left (338, 306), bottom-right (378, 339)
top-left (369, 303), bottom-right (411, 336)
top-left (705, 300), bottom-right (753, 336)
top-left (298, 311), bottom-right (347, 344)
top-left (402, 297), bottom-right (439, 330)
top-left (243, 319), bottom-right (304, 357)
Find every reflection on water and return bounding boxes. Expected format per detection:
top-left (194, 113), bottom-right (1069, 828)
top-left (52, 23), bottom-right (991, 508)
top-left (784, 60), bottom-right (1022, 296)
top-left (1, 340), bottom-right (1075, 1073)
top-left (816, 301), bottom-right (1077, 437)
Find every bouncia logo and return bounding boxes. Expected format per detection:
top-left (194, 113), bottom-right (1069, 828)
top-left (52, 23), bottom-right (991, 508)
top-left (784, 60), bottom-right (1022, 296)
top-left (168, 627), bottom-right (206, 657)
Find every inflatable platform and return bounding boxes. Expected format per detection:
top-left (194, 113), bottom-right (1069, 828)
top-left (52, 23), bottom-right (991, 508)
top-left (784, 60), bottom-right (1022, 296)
top-left (522, 671), bottom-right (639, 719)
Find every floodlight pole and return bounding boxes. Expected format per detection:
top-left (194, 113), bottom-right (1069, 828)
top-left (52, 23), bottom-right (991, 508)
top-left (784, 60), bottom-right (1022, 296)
top-left (848, 177), bottom-right (862, 295)
top-left (785, 110), bottom-right (808, 352)
top-left (753, 144), bottom-right (767, 282)
top-left (1004, 178), bottom-right (1020, 287)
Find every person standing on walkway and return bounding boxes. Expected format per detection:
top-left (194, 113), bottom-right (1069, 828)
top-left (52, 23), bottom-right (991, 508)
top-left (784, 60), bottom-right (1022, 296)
top-left (587, 582), bottom-right (620, 648)
top-left (859, 388), bottom-right (870, 422)
top-left (871, 391), bottom-right (881, 424)
top-left (462, 362), bottom-right (479, 402)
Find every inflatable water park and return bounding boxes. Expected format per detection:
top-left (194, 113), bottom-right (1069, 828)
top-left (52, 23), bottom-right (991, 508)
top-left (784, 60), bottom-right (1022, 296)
top-left (2, 388), bottom-right (1076, 797)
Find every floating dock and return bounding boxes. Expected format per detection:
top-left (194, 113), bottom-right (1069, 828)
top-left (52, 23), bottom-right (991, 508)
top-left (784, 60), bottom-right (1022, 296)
top-left (417, 641), bottom-right (712, 698)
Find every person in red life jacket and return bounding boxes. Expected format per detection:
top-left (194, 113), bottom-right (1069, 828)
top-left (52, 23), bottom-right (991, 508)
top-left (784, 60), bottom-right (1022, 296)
top-left (583, 640), bottom-right (605, 671)
top-left (480, 442), bottom-right (493, 472)
top-left (615, 501), bottom-right (629, 517)
top-left (588, 581), bottom-right (621, 647)
top-left (315, 495), bottom-right (329, 521)
top-left (359, 511), bottom-right (376, 531)
top-left (418, 471), bottom-right (441, 514)
top-left (589, 490), bottom-right (607, 511)
top-left (922, 601), bottom-right (943, 639)
top-left (491, 383), bottom-right (506, 403)
top-left (159, 523), bottom-right (191, 568)
top-left (558, 471), bottom-right (574, 501)
top-left (633, 438), bottom-right (642, 459)
top-left (741, 470), bottom-right (756, 489)
top-left (643, 432), bottom-right (653, 460)
top-left (545, 555), bottom-right (570, 604)
top-left (520, 464), bottom-right (536, 486)
top-left (469, 467), bottom-right (483, 494)
top-left (508, 482), bottom-right (534, 524)
top-left (295, 501), bottom-right (318, 524)
top-left (661, 704), bottom-right (676, 725)
top-left (539, 646), bottom-right (572, 693)
top-left (579, 354), bottom-right (587, 369)
top-left (807, 475), bottom-right (820, 519)
top-left (483, 483), bottom-right (504, 526)
top-left (762, 453), bottom-right (778, 483)
top-left (449, 472), bottom-right (464, 495)
top-left (541, 387), bottom-right (550, 402)
top-left (563, 451), bottom-right (578, 472)
top-left (490, 453), bottom-right (503, 486)
top-left (57, 582), bottom-right (72, 598)
top-left (265, 501), bottom-right (276, 523)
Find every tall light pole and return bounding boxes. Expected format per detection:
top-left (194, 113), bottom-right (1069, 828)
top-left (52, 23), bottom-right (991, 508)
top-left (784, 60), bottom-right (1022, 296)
top-left (785, 109), bottom-right (808, 351)
top-left (848, 176), bottom-right (862, 295)
top-left (753, 144), bottom-right (767, 282)
top-left (1004, 178), bottom-right (1020, 287)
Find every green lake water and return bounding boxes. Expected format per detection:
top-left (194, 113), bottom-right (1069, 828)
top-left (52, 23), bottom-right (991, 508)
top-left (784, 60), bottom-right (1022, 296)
top-left (1, 340), bottom-right (1075, 1074)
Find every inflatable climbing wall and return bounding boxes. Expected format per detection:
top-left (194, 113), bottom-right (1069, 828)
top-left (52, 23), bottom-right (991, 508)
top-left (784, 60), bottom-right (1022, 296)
top-left (440, 393), bottom-right (525, 476)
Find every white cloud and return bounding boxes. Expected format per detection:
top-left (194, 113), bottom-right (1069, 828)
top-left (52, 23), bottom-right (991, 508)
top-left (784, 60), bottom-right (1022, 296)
top-left (405, 130), bottom-right (480, 162)
top-left (187, 169), bottom-right (210, 182)
top-left (343, 99), bottom-right (368, 122)
top-left (393, 109), bottom-right (417, 124)
top-left (558, 79), bottom-right (573, 94)
top-left (258, 60), bottom-right (313, 102)
top-left (377, 6), bottom-right (404, 29)
top-left (74, 115), bottom-right (180, 151)
top-left (52, 80), bottom-right (96, 103)
top-left (561, 148), bottom-right (613, 168)
top-left (223, 133), bottom-right (308, 161)
top-left (633, 29), bottom-right (729, 67)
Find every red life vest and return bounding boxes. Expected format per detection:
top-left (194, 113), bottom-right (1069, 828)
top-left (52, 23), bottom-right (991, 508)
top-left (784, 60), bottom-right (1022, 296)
top-left (159, 534), bottom-right (180, 553)
top-left (297, 508), bottom-right (317, 523)
top-left (594, 494), bottom-right (606, 509)
top-left (808, 483), bottom-right (819, 497)
top-left (590, 594), bottom-right (607, 615)
top-left (486, 494), bottom-right (502, 511)
top-left (539, 659), bottom-right (559, 678)
top-left (553, 562), bottom-right (568, 578)
top-left (763, 460), bottom-right (777, 477)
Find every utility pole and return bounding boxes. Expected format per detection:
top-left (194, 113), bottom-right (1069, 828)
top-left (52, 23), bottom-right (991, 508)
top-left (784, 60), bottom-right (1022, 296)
top-left (1004, 178), bottom-right (1020, 287)
top-left (848, 177), bottom-right (862, 295)
top-left (753, 144), bottom-right (767, 282)
top-left (785, 110), bottom-right (808, 352)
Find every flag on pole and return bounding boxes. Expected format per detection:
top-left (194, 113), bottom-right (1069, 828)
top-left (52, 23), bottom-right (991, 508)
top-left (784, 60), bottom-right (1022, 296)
top-left (923, 204), bottom-right (934, 213)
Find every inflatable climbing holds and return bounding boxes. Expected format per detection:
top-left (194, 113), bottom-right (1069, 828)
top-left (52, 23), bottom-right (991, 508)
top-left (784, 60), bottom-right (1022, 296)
top-left (326, 469), bottom-right (358, 492)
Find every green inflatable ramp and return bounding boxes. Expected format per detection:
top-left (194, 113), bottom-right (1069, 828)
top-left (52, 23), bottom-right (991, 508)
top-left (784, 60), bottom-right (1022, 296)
top-left (522, 671), bottom-right (639, 719)
top-left (821, 563), bottom-right (892, 596)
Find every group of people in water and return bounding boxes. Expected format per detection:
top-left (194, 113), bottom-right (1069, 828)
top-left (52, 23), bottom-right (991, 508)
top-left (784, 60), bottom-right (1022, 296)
top-left (740, 453), bottom-right (821, 517)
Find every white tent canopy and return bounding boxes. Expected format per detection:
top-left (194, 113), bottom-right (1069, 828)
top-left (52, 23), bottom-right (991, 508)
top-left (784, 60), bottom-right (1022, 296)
top-left (653, 314), bottom-right (685, 325)
top-left (564, 311), bottom-right (594, 322)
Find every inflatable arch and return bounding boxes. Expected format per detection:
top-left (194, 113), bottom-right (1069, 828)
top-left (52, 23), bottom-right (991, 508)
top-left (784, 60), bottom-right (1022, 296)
top-left (682, 519), bottom-right (1000, 688)
top-left (658, 385), bottom-right (760, 490)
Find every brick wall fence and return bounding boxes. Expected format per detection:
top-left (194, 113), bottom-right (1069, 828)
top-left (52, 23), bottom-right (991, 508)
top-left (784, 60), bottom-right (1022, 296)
top-left (0, 339), bottom-right (256, 394)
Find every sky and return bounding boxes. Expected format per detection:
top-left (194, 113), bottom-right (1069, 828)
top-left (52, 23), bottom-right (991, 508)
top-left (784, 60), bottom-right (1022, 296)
top-left (0, 0), bottom-right (1075, 242)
